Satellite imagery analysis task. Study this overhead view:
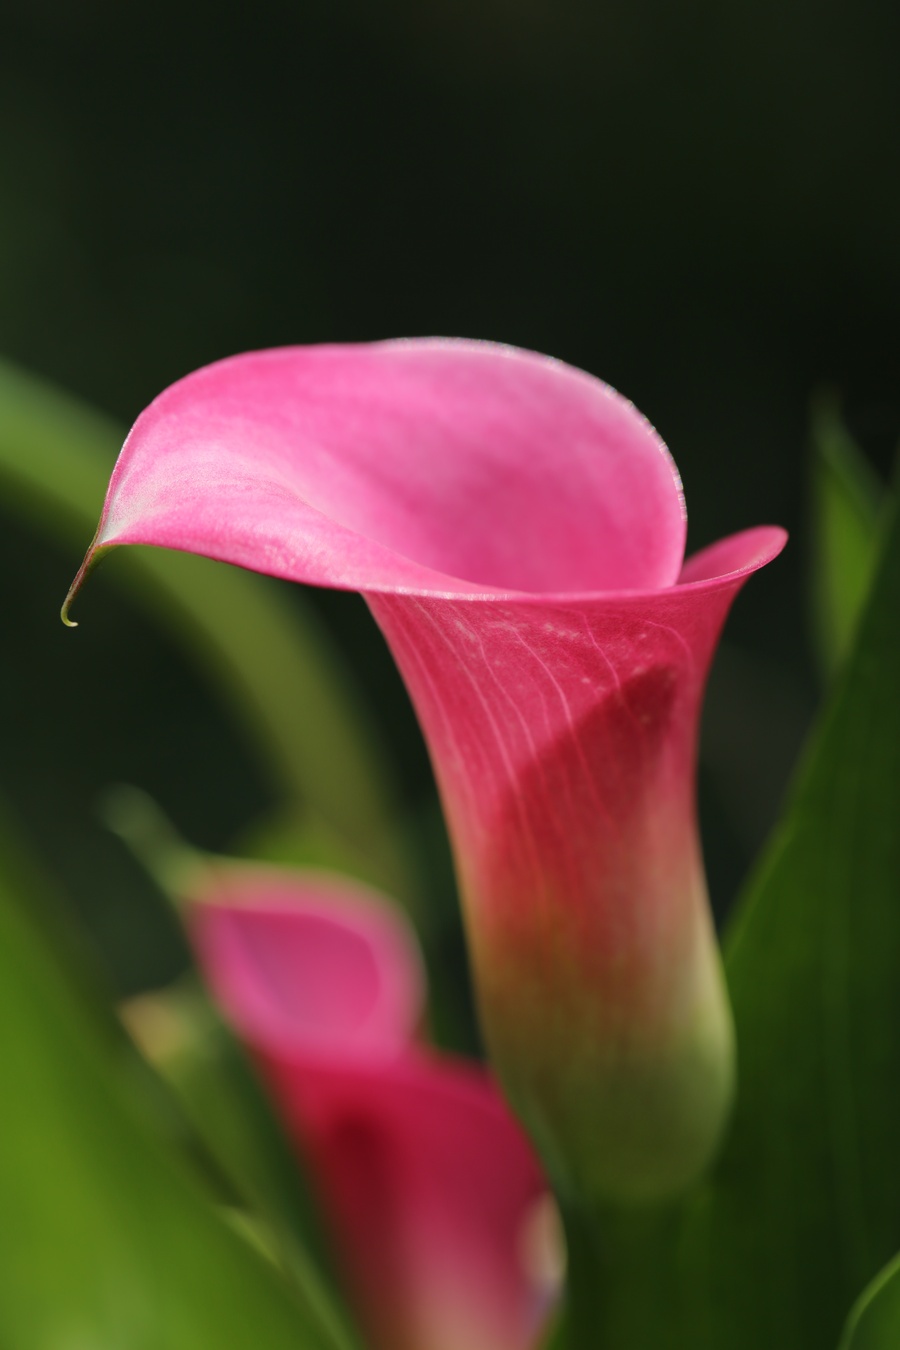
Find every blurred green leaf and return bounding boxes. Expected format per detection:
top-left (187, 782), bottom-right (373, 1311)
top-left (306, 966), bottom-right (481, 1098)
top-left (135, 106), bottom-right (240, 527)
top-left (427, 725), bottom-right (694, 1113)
top-left (0, 854), bottom-right (355, 1350)
top-left (703, 474), bottom-right (900, 1348)
top-left (810, 396), bottom-right (885, 680)
top-left (96, 786), bottom-right (363, 1342)
top-left (838, 1251), bottom-right (900, 1350)
top-left (121, 980), bottom-right (365, 1350)
top-left (573, 478), bottom-right (900, 1349)
top-left (0, 357), bottom-right (405, 877)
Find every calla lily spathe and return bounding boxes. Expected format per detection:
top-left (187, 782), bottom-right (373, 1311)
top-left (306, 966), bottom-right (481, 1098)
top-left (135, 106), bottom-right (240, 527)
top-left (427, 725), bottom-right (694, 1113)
top-left (66, 340), bottom-right (786, 1202)
top-left (186, 866), bottom-right (550, 1350)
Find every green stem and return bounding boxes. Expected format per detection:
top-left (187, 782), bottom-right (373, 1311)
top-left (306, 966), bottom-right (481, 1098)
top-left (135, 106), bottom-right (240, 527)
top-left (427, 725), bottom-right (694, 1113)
top-left (561, 1199), bottom-right (682, 1350)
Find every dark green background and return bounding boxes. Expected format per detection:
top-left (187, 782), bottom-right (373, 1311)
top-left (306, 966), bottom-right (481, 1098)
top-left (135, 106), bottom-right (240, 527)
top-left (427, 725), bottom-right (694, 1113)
top-left (0, 0), bottom-right (897, 998)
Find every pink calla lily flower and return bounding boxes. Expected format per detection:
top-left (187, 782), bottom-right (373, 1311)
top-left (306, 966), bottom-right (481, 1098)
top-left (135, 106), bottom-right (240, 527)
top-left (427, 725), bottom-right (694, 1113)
top-left (66, 340), bottom-right (786, 1202)
top-left (187, 866), bottom-right (552, 1350)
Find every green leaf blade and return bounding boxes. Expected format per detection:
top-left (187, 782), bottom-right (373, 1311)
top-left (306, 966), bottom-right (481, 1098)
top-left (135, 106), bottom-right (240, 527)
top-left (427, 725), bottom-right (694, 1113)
top-left (810, 397), bottom-right (885, 680)
top-left (838, 1251), bottom-right (900, 1350)
top-left (687, 477), bottom-right (900, 1348)
top-left (0, 862), bottom-right (353, 1350)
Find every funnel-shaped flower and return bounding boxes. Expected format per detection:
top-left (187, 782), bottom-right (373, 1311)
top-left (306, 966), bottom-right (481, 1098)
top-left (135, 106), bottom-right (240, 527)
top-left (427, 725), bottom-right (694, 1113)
top-left (66, 340), bottom-right (786, 1203)
top-left (187, 866), bottom-right (550, 1350)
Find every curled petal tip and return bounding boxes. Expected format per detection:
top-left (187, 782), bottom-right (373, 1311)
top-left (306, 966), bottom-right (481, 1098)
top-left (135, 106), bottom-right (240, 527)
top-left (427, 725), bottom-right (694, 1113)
top-left (60, 541), bottom-right (109, 629)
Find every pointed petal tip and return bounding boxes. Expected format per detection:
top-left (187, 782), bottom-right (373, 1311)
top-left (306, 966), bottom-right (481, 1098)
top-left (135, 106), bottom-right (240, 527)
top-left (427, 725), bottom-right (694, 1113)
top-left (60, 541), bottom-right (110, 629)
top-left (60, 558), bottom-right (89, 629)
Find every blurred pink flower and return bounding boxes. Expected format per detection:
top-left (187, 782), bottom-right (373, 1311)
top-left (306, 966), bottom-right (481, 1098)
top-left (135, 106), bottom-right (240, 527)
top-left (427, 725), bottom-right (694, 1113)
top-left (188, 866), bottom-right (552, 1350)
top-left (67, 340), bottom-right (786, 1201)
